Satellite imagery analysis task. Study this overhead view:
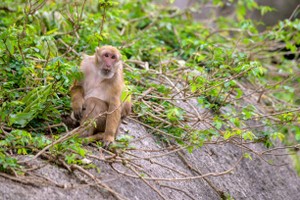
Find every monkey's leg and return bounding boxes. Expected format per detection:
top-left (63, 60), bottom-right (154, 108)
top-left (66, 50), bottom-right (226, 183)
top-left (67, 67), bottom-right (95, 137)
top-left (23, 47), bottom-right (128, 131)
top-left (91, 102), bottom-right (131, 146)
top-left (81, 97), bottom-right (108, 137)
top-left (101, 100), bottom-right (122, 148)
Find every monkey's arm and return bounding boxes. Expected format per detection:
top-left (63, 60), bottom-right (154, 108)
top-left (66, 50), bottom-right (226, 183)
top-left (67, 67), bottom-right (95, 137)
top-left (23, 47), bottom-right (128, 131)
top-left (102, 97), bottom-right (121, 144)
top-left (70, 80), bottom-right (85, 119)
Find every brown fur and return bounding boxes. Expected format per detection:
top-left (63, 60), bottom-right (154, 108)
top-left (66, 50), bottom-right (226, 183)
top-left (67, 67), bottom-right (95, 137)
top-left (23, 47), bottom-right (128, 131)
top-left (70, 46), bottom-right (131, 145)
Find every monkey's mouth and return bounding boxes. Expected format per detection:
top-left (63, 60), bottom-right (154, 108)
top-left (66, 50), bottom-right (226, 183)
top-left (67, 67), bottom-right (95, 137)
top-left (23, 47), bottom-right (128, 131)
top-left (102, 69), bottom-right (111, 74)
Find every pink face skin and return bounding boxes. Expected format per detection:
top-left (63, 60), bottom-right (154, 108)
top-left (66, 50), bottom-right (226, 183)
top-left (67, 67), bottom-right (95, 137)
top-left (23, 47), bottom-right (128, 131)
top-left (102, 51), bottom-right (117, 70)
top-left (95, 46), bottom-right (121, 79)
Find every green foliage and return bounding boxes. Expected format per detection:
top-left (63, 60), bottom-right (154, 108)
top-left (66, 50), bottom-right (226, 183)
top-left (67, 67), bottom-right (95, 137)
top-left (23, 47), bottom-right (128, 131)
top-left (0, 0), bottom-right (299, 174)
top-left (0, 151), bottom-right (20, 173)
top-left (0, 129), bottom-right (51, 173)
top-left (1, 130), bottom-right (51, 153)
top-left (50, 137), bottom-right (88, 164)
top-left (109, 135), bottom-right (134, 150)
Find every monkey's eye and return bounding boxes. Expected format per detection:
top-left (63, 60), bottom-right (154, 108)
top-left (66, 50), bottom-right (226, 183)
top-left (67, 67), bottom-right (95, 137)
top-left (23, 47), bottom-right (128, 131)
top-left (104, 53), bottom-right (109, 57)
top-left (111, 55), bottom-right (116, 59)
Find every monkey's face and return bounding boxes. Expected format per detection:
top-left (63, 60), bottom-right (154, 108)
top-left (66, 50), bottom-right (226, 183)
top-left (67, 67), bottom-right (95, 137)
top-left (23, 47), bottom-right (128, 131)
top-left (96, 46), bottom-right (121, 79)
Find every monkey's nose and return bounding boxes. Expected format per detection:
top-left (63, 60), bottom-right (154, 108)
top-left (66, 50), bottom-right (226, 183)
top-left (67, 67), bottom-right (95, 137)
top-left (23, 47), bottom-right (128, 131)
top-left (105, 64), bottom-right (112, 69)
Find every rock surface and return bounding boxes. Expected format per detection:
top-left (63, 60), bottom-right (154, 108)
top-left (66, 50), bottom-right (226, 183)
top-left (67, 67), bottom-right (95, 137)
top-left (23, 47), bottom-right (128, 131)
top-left (1, 119), bottom-right (300, 200)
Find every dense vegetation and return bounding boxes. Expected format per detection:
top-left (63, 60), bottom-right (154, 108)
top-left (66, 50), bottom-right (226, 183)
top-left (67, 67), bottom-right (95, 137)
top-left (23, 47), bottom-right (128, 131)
top-left (0, 0), bottom-right (299, 178)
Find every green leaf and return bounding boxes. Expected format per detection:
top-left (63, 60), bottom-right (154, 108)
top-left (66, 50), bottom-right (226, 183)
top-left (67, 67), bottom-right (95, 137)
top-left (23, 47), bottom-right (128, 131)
top-left (9, 112), bottom-right (36, 127)
top-left (229, 118), bottom-right (241, 128)
top-left (166, 107), bottom-right (183, 122)
top-left (271, 132), bottom-right (285, 141)
top-left (121, 86), bottom-right (132, 103)
top-left (235, 88), bottom-right (243, 98)
top-left (242, 131), bottom-right (256, 141)
top-left (243, 153), bottom-right (252, 160)
top-left (224, 131), bottom-right (232, 140)
top-left (259, 6), bottom-right (275, 16)
top-left (213, 120), bottom-right (223, 130)
top-left (65, 154), bottom-right (77, 165)
top-left (6, 39), bottom-right (15, 55)
top-left (186, 146), bottom-right (194, 153)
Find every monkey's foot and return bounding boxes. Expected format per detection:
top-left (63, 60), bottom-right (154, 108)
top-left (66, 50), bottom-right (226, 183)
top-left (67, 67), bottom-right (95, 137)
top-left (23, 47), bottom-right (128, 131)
top-left (102, 141), bottom-right (112, 149)
top-left (84, 133), bottom-right (114, 149)
top-left (102, 134), bottom-right (115, 149)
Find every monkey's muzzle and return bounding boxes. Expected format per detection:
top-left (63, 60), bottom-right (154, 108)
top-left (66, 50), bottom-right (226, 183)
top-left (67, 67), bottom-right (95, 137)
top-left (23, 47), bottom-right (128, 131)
top-left (102, 68), bottom-right (111, 75)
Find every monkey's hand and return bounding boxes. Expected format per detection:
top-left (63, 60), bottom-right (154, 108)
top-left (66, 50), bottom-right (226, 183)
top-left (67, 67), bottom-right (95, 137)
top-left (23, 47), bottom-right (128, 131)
top-left (72, 97), bottom-right (85, 120)
top-left (71, 84), bottom-right (85, 120)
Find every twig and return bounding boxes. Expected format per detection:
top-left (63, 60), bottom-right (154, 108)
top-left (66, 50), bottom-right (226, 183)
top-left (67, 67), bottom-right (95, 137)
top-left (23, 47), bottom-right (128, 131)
top-left (128, 117), bottom-right (182, 139)
top-left (58, 38), bottom-right (81, 57)
top-left (71, 164), bottom-right (127, 200)
top-left (112, 156), bottom-right (243, 182)
top-left (289, 4), bottom-right (300, 20)
top-left (124, 152), bottom-right (188, 176)
top-left (18, 127), bottom-right (81, 164)
top-left (252, 108), bottom-right (300, 120)
top-left (127, 164), bottom-right (168, 200)
top-left (177, 151), bottom-right (226, 199)
top-left (160, 184), bottom-right (196, 200)
top-left (260, 144), bottom-right (300, 155)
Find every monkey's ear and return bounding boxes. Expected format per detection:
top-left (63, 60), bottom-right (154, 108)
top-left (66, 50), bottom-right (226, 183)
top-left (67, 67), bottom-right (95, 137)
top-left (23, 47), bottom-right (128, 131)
top-left (118, 52), bottom-right (122, 59)
top-left (81, 53), bottom-right (87, 58)
top-left (96, 47), bottom-right (101, 54)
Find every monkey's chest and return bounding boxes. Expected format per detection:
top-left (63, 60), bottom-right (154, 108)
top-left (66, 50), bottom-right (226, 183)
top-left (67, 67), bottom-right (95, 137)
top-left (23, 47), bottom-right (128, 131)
top-left (84, 83), bottom-right (110, 102)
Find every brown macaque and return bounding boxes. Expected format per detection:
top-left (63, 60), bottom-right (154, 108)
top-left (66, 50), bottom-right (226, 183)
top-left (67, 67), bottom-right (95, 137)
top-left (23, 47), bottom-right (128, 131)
top-left (70, 46), bottom-right (131, 146)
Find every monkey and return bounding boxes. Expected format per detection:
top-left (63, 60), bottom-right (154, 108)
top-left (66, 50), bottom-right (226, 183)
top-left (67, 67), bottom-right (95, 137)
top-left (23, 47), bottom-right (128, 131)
top-left (70, 45), bottom-right (131, 147)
